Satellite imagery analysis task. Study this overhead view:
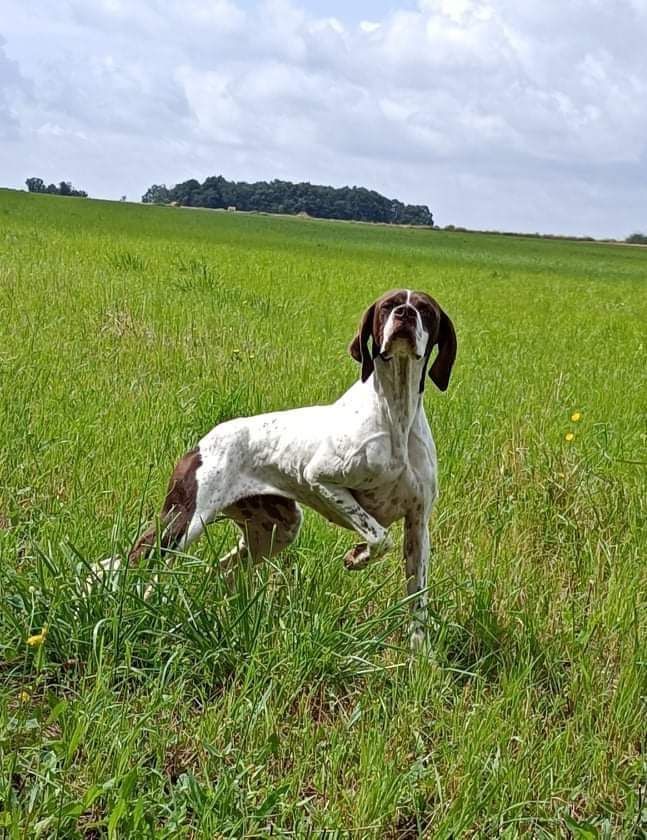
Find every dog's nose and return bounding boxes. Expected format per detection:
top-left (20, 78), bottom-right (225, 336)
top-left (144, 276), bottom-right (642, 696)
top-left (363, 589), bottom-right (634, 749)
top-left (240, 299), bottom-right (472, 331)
top-left (393, 304), bottom-right (417, 322)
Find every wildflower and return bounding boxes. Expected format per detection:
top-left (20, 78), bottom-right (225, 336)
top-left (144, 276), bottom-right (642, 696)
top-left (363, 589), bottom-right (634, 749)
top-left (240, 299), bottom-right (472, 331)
top-left (564, 432), bottom-right (575, 442)
top-left (19, 691), bottom-right (30, 703)
top-left (571, 411), bottom-right (582, 422)
top-left (26, 626), bottom-right (48, 647)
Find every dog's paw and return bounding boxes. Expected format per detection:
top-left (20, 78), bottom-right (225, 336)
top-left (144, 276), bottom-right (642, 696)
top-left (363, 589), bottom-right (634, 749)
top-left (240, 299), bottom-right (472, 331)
top-left (344, 532), bottom-right (393, 571)
top-left (83, 556), bottom-right (122, 593)
top-left (344, 542), bottom-right (370, 571)
top-left (409, 624), bottom-right (427, 651)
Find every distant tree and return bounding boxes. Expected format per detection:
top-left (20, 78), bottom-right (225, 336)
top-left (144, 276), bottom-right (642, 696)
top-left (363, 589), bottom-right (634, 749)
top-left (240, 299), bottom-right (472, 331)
top-left (142, 184), bottom-right (170, 204)
top-left (25, 177), bottom-right (46, 193)
top-left (168, 179), bottom-right (201, 206)
top-left (193, 176), bottom-right (224, 209)
top-left (144, 175), bottom-right (434, 226)
top-left (26, 178), bottom-right (87, 197)
top-left (626, 232), bottom-right (647, 244)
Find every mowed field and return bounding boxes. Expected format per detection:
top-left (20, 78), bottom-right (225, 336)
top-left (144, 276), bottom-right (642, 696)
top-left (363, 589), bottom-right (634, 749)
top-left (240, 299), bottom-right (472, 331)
top-left (0, 188), bottom-right (645, 837)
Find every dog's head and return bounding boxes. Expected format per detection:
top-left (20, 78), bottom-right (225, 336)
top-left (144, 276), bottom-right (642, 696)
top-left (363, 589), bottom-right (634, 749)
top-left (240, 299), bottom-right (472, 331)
top-left (349, 289), bottom-right (457, 392)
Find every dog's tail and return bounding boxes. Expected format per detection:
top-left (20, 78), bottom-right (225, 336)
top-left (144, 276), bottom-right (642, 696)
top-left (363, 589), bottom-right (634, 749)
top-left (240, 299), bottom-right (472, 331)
top-left (128, 446), bottom-right (202, 565)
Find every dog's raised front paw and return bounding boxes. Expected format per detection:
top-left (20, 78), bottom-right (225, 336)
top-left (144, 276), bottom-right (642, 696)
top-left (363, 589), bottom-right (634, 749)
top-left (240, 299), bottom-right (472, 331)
top-left (344, 532), bottom-right (393, 571)
top-left (344, 542), bottom-right (370, 571)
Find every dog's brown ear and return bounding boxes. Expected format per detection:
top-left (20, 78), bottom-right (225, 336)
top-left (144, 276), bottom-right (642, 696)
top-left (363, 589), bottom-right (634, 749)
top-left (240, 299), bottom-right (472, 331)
top-left (429, 308), bottom-right (457, 391)
top-left (349, 303), bottom-right (377, 382)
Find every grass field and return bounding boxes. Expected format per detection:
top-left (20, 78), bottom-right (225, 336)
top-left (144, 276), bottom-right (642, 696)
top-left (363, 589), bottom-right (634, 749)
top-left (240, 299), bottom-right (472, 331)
top-left (0, 189), bottom-right (645, 837)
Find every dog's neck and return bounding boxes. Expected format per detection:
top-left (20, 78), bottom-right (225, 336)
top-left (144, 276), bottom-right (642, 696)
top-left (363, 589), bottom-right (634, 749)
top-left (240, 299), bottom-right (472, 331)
top-left (371, 355), bottom-right (424, 456)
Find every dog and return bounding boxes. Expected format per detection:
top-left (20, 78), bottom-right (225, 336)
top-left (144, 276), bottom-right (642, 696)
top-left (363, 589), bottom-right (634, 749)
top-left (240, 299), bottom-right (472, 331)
top-left (95, 289), bottom-right (456, 646)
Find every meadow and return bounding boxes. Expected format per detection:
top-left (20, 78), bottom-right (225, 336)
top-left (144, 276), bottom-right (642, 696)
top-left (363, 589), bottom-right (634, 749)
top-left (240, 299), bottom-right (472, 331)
top-left (0, 188), bottom-right (645, 837)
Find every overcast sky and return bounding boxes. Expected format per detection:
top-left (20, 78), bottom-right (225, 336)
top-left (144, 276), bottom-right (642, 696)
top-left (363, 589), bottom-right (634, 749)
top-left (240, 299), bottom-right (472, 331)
top-left (1, 0), bottom-right (646, 238)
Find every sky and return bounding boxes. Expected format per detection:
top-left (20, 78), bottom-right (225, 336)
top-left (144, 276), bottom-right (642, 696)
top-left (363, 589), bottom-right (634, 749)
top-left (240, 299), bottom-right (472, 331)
top-left (1, 0), bottom-right (646, 238)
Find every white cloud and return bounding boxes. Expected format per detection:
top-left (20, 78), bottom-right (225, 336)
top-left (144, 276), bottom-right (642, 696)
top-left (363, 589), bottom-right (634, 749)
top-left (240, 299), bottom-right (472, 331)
top-left (1, 0), bottom-right (646, 236)
top-left (0, 34), bottom-right (29, 139)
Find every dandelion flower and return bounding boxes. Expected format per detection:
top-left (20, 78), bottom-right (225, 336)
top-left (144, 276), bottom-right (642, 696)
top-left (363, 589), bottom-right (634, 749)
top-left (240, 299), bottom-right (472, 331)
top-left (26, 626), bottom-right (47, 647)
top-left (19, 691), bottom-right (30, 703)
top-left (571, 411), bottom-right (582, 422)
top-left (564, 432), bottom-right (575, 442)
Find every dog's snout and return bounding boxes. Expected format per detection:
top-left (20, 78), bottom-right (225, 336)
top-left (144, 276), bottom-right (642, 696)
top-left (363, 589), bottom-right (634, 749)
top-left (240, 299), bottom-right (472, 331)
top-left (393, 304), bottom-right (417, 322)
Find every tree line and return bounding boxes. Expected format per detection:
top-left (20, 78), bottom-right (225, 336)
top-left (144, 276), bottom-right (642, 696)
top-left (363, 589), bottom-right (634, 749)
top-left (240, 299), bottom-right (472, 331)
top-left (142, 176), bottom-right (434, 226)
top-left (25, 177), bottom-right (88, 197)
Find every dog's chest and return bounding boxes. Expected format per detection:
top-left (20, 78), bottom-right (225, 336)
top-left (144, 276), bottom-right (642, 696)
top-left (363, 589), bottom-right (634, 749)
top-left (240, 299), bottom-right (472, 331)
top-left (342, 418), bottom-right (436, 526)
top-left (352, 471), bottom-right (420, 527)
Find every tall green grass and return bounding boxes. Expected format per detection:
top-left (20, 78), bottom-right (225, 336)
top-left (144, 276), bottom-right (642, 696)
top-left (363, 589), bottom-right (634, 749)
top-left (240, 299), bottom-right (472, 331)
top-left (0, 190), bottom-right (645, 836)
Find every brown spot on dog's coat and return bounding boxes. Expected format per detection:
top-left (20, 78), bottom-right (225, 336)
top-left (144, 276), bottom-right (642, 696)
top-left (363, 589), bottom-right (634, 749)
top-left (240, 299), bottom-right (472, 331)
top-left (223, 494), bottom-right (302, 557)
top-left (129, 447), bottom-right (201, 564)
top-left (264, 496), bottom-right (298, 527)
top-left (224, 494), bottom-right (300, 531)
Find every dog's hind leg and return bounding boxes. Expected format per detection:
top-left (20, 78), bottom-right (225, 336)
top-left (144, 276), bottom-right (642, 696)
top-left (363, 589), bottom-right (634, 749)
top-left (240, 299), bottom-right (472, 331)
top-left (89, 437), bottom-right (292, 593)
top-left (218, 495), bottom-right (302, 578)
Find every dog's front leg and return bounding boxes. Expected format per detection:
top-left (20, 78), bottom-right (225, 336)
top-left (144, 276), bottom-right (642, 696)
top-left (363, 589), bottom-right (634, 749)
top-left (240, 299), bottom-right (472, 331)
top-left (404, 509), bottom-right (431, 649)
top-left (304, 467), bottom-right (392, 568)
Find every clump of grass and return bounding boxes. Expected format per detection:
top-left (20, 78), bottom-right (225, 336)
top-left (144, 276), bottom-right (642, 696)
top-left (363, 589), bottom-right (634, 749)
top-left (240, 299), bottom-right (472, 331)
top-left (106, 251), bottom-right (149, 273)
top-left (100, 307), bottom-right (155, 342)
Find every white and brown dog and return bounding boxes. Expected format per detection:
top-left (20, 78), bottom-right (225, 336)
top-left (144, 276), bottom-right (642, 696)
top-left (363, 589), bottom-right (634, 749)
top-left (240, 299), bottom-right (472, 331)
top-left (100, 289), bottom-right (456, 645)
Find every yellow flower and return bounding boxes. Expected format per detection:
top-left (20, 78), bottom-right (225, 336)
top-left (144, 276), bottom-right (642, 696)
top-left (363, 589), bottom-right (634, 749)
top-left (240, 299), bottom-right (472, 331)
top-left (571, 411), bottom-right (582, 422)
top-left (19, 691), bottom-right (30, 703)
top-left (26, 626), bottom-right (48, 647)
top-left (564, 432), bottom-right (575, 442)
